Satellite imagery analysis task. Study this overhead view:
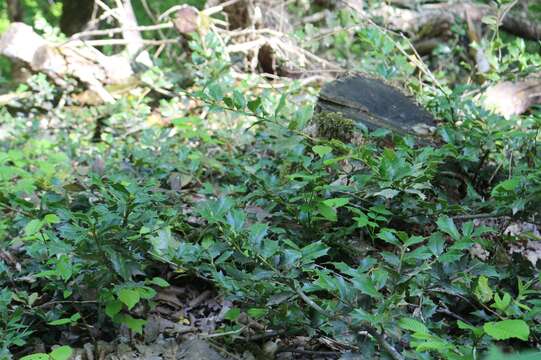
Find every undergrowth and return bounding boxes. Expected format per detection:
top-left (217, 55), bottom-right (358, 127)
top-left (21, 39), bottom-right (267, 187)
top-left (1, 14), bottom-right (541, 360)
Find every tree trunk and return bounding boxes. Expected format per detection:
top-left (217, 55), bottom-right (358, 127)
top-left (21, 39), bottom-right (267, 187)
top-left (60, 0), bottom-right (95, 36)
top-left (6, 0), bottom-right (23, 22)
top-left (115, 0), bottom-right (153, 67)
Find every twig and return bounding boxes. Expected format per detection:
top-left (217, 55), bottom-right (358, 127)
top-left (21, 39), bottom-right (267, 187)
top-left (451, 213), bottom-right (508, 221)
top-left (293, 283), bottom-right (404, 360)
top-left (436, 305), bottom-right (469, 324)
top-left (240, 329), bottom-right (286, 341)
top-left (232, 72), bottom-right (329, 89)
top-left (205, 0), bottom-right (244, 16)
top-left (37, 300), bottom-right (98, 309)
top-left (201, 327), bottom-right (246, 338)
top-left (187, 289), bottom-right (212, 308)
top-left (302, 10), bottom-right (330, 24)
top-left (140, 0), bottom-right (158, 22)
top-left (219, 28), bottom-right (284, 38)
top-left (69, 23), bottom-right (173, 40)
top-left (295, 46), bottom-right (343, 71)
top-left (94, 0), bottom-right (121, 22)
top-left (206, 339), bottom-right (243, 360)
top-left (158, 0), bottom-right (244, 21)
top-left (76, 38), bottom-right (179, 47)
top-left (86, 7), bottom-right (117, 30)
top-left (225, 38), bottom-right (267, 53)
top-left (277, 347), bottom-right (341, 356)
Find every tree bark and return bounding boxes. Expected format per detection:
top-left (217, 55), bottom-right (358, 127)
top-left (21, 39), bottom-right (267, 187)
top-left (483, 75), bottom-right (541, 118)
top-left (372, 2), bottom-right (541, 41)
top-left (60, 0), bottom-right (95, 36)
top-left (115, 0), bottom-right (153, 67)
top-left (6, 0), bottom-right (23, 22)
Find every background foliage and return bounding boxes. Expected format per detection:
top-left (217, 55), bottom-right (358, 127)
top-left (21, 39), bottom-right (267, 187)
top-left (1, 0), bottom-right (541, 359)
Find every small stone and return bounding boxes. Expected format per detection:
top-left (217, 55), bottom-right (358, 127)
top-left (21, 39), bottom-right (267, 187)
top-left (262, 341), bottom-right (278, 357)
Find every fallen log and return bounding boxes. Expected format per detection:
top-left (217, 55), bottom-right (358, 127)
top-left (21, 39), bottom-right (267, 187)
top-left (0, 22), bottom-right (134, 102)
top-left (315, 74), bottom-right (437, 138)
top-left (372, 1), bottom-right (541, 41)
top-left (483, 75), bottom-right (541, 118)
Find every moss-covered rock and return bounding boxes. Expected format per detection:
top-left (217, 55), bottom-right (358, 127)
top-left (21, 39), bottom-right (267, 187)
top-left (311, 111), bottom-right (356, 142)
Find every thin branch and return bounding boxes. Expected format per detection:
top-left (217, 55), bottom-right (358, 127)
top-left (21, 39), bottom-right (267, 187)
top-left (293, 283), bottom-right (404, 360)
top-left (204, 0), bottom-right (244, 16)
top-left (75, 38), bottom-right (179, 47)
top-left (451, 213), bottom-right (509, 221)
top-left (277, 348), bottom-right (341, 356)
top-left (69, 23), bottom-right (173, 40)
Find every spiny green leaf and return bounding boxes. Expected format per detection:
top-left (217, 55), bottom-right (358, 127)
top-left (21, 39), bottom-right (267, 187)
top-left (351, 274), bottom-right (381, 299)
top-left (436, 216), bottom-right (461, 240)
top-left (301, 241), bottom-right (329, 263)
top-left (249, 223), bottom-right (268, 249)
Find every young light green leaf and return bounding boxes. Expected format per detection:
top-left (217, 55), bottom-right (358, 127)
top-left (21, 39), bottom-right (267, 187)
top-left (413, 340), bottom-right (453, 352)
top-left (322, 197), bottom-right (349, 208)
top-left (484, 319), bottom-right (530, 341)
top-left (50, 346), bottom-right (73, 360)
top-left (105, 300), bottom-right (123, 318)
top-left (312, 145), bottom-right (332, 158)
top-left (44, 214), bottom-right (60, 224)
top-left (457, 320), bottom-right (484, 338)
top-left (19, 354), bottom-right (49, 360)
top-left (493, 177), bottom-right (520, 193)
top-left (150, 277), bottom-right (170, 288)
top-left (492, 292), bottom-right (512, 312)
top-left (136, 286), bottom-right (157, 300)
top-left (24, 219), bottom-right (43, 236)
top-left (121, 314), bottom-right (146, 334)
top-left (247, 97), bottom-right (262, 113)
top-left (274, 93), bottom-right (287, 118)
top-left (317, 202), bottom-right (337, 222)
top-left (118, 288), bottom-right (140, 310)
top-left (474, 276), bottom-right (493, 303)
top-left (48, 312), bottom-right (80, 326)
top-left (247, 307), bottom-right (267, 319)
top-left (399, 317), bottom-right (429, 334)
top-left (224, 308), bottom-right (241, 321)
